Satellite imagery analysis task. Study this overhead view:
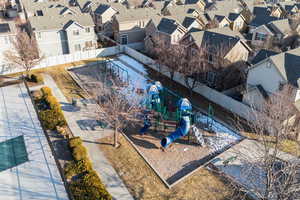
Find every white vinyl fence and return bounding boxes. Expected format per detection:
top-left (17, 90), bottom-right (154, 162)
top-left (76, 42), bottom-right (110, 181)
top-left (0, 43), bottom-right (146, 75)
top-left (124, 46), bottom-right (255, 121)
top-left (0, 46), bottom-right (123, 75)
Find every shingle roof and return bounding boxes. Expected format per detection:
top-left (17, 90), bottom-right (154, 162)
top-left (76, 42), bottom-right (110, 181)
top-left (269, 48), bottom-right (300, 87)
top-left (251, 49), bottom-right (278, 65)
top-left (188, 29), bottom-right (242, 55)
top-left (228, 13), bottom-right (240, 21)
top-left (29, 13), bottom-right (94, 31)
top-left (266, 18), bottom-right (291, 35)
top-left (157, 18), bottom-right (180, 34)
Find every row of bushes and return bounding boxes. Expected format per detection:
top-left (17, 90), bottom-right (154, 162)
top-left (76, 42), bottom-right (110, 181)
top-left (38, 87), bottom-right (67, 130)
top-left (65, 137), bottom-right (112, 200)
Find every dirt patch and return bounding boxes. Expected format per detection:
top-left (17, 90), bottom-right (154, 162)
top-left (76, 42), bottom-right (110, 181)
top-left (99, 135), bottom-right (234, 200)
top-left (125, 126), bottom-right (217, 185)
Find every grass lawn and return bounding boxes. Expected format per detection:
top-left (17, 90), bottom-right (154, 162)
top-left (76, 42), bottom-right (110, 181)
top-left (4, 57), bottom-right (110, 101)
top-left (99, 135), bottom-right (237, 200)
top-left (242, 132), bottom-right (300, 157)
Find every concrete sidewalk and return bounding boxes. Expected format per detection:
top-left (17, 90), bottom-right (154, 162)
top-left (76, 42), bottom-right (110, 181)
top-left (41, 74), bottom-right (134, 200)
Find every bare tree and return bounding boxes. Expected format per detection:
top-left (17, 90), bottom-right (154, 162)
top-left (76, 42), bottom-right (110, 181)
top-left (179, 48), bottom-right (209, 95)
top-left (90, 74), bottom-right (140, 148)
top-left (153, 38), bottom-right (185, 81)
top-left (230, 85), bottom-right (300, 199)
top-left (3, 30), bottom-right (44, 78)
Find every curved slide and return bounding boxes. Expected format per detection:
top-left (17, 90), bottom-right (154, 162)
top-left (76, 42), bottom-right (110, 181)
top-left (161, 98), bottom-right (192, 148)
top-left (161, 116), bottom-right (190, 148)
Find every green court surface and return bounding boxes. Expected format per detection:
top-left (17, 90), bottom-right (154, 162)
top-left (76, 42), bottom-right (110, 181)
top-left (0, 136), bottom-right (29, 172)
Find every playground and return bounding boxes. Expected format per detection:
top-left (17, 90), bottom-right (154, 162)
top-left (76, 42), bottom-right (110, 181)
top-left (69, 55), bottom-right (243, 186)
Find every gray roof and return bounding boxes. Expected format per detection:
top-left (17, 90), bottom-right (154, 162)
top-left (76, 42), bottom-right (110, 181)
top-left (29, 13), bottom-right (94, 31)
top-left (266, 18), bottom-right (291, 35)
top-left (250, 6), bottom-right (280, 27)
top-left (269, 48), bottom-right (300, 87)
top-left (22, 0), bottom-right (94, 31)
top-left (228, 13), bottom-right (240, 21)
top-left (188, 29), bottom-right (244, 55)
top-left (157, 17), bottom-right (185, 34)
top-left (114, 7), bottom-right (160, 22)
top-left (251, 49), bottom-right (278, 65)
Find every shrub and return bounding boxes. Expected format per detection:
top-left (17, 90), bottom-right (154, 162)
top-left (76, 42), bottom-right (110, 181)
top-left (41, 86), bottom-right (52, 97)
top-left (64, 159), bottom-right (93, 179)
top-left (72, 145), bottom-right (88, 161)
top-left (29, 74), bottom-right (43, 83)
top-left (69, 137), bottom-right (83, 148)
top-left (45, 95), bottom-right (61, 111)
top-left (31, 90), bottom-right (42, 100)
top-left (69, 170), bottom-right (112, 200)
top-left (39, 109), bottom-right (66, 130)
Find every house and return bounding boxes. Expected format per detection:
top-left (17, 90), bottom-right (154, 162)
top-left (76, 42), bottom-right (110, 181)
top-left (228, 13), bottom-right (246, 31)
top-left (0, 21), bottom-right (17, 63)
top-left (270, 4), bottom-right (286, 18)
top-left (251, 19), bottom-right (291, 48)
top-left (179, 29), bottom-right (251, 86)
top-left (249, 6), bottom-right (280, 33)
top-left (244, 47), bottom-right (300, 109)
top-left (76, 0), bottom-right (125, 33)
top-left (21, 0), bottom-right (97, 57)
top-left (213, 15), bottom-right (231, 28)
top-left (201, 0), bottom-right (249, 32)
top-left (180, 29), bottom-right (251, 63)
top-left (144, 17), bottom-right (187, 52)
top-left (283, 3), bottom-right (300, 16)
top-left (162, 4), bottom-right (204, 30)
top-left (111, 8), bottom-right (161, 45)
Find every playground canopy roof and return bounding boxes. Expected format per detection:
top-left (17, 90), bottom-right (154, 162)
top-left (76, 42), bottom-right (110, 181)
top-left (0, 83), bottom-right (68, 200)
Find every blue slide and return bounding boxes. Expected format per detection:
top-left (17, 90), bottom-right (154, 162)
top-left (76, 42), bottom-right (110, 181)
top-left (140, 82), bottom-right (162, 134)
top-left (161, 98), bottom-right (192, 148)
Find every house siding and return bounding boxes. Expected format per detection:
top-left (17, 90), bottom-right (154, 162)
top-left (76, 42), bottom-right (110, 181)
top-left (251, 26), bottom-right (273, 47)
top-left (35, 30), bottom-right (64, 57)
top-left (65, 23), bottom-right (97, 53)
top-left (247, 60), bottom-right (285, 93)
top-left (0, 34), bottom-right (16, 62)
top-left (225, 41), bottom-right (249, 63)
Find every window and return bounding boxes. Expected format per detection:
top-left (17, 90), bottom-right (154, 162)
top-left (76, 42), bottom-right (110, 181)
top-left (36, 10), bottom-right (44, 16)
top-left (85, 27), bottom-right (90, 33)
top-left (36, 32), bottom-right (42, 39)
top-left (73, 30), bottom-right (79, 36)
top-left (255, 32), bottom-right (267, 41)
top-left (208, 54), bottom-right (213, 63)
top-left (85, 41), bottom-right (93, 47)
top-left (120, 34), bottom-right (128, 45)
top-left (74, 44), bottom-right (81, 51)
top-left (206, 71), bottom-right (216, 85)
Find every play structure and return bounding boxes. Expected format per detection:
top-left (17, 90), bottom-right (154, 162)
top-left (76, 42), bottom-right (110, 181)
top-left (140, 81), bottom-right (205, 149)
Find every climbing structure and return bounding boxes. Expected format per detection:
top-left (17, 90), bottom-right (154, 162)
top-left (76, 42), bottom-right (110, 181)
top-left (140, 81), bottom-right (205, 148)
